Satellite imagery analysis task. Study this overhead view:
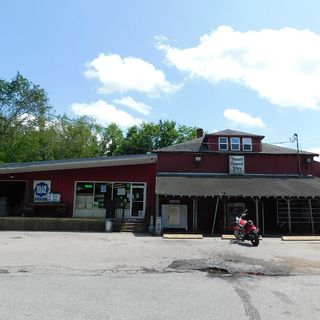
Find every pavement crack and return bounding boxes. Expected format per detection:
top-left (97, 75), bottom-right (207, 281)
top-left (234, 286), bottom-right (261, 320)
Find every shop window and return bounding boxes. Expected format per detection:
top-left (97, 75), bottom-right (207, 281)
top-left (113, 183), bottom-right (131, 210)
top-left (242, 138), bottom-right (252, 151)
top-left (74, 181), bottom-right (146, 219)
top-left (219, 137), bottom-right (228, 150)
top-left (75, 182), bottom-right (94, 209)
top-left (230, 137), bottom-right (240, 151)
top-left (94, 183), bottom-right (112, 209)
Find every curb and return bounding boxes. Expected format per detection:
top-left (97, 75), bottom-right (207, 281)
top-left (163, 234), bottom-right (203, 239)
top-left (282, 236), bottom-right (320, 241)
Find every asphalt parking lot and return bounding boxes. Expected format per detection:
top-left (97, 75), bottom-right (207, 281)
top-left (0, 231), bottom-right (320, 320)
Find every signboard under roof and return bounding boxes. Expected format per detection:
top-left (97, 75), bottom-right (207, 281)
top-left (229, 156), bottom-right (245, 175)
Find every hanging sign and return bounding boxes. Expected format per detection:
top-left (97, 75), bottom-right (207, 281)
top-left (33, 180), bottom-right (51, 202)
top-left (229, 156), bottom-right (245, 175)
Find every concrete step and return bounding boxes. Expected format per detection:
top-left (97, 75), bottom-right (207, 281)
top-left (119, 221), bottom-right (148, 232)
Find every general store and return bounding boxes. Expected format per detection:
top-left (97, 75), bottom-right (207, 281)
top-left (0, 129), bottom-right (320, 235)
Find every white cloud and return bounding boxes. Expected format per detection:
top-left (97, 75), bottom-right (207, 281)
top-left (84, 53), bottom-right (181, 97)
top-left (309, 148), bottom-right (320, 162)
top-left (224, 108), bottom-right (266, 128)
top-left (157, 26), bottom-right (320, 110)
top-left (71, 100), bottom-right (143, 128)
top-left (18, 113), bottom-right (36, 125)
top-left (113, 96), bottom-right (152, 115)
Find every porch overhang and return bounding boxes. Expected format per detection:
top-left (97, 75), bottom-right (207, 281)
top-left (155, 174), bottom-right (320, 198)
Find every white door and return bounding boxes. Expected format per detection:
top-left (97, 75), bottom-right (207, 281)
top-left (130, 185), bottom-right (145, 218)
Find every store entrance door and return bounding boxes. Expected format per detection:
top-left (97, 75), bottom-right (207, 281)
top-left (130, 185), bottom-right (145, 219)
top-left (0, 181), bottom-right (27, 216)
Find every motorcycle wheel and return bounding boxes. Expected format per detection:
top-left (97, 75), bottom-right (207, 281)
top-left (251, 233), bottom-right (259, 247)
top-left (233, 229), bottom-right (241, 240)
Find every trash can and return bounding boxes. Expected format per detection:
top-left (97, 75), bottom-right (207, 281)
top-left (105, 219), bottom-right (114, 232)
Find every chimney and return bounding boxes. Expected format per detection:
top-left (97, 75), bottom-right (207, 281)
top-left (196, 128), bottom-right (203, 138)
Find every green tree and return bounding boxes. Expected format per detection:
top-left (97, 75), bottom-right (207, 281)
top-left (52, 115), bottom-right (101, 159)
top-left (99, 123), bottom-right (124, 156)
top-left (0, 73), bottom-right (53, 163)
top-left (0, 72), bottom-right (52, 138)
top-left (118, 120), bottom-right (197, 155)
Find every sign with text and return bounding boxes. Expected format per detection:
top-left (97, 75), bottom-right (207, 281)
top-left (229, 156), bottom-right (245, 175)
top-left (33, 180), bottom-right (51, 202)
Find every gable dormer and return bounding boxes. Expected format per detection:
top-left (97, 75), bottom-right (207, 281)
top-left (203, 129), bottom-right (264, 152)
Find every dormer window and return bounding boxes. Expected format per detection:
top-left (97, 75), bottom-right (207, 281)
top-left (242, 138), bottom-right (252, 151)
top-left (230, 137), bottom-right (240, 151)
top-left (219, 137), bottom-right (228, 150)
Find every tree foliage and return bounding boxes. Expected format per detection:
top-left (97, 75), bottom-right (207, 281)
top-left (0, 73), bottom-right (197, 163)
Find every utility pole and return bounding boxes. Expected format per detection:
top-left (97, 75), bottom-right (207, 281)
top-left (291, 133), bottom-right (301, 176)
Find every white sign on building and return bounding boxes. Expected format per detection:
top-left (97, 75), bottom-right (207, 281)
top-left (33, 180), bottom-right (51, 202)
top-left (229, 156), bottom-right (245, 175)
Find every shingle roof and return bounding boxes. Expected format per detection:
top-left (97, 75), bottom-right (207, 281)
top-left (155, 137), bottom-right (317, 155)
top-left (156, 174), bottom-right (320, 197)
top-left (0, 154), bottom-right (157, 174)
top-left (208, 129), bottom-right (264, 138)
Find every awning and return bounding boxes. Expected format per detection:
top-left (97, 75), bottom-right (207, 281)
top-left (155, 175), bottom-right (320, 198)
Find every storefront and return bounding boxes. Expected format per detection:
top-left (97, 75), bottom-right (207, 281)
top-left (73, 181), bottom-right (146, 219)
top-left (0, 154), bottom-right (157, 227)
top-left (154, 129), bottom-right (320, 235)
top-left (155, 174), bottom-right (320, 235)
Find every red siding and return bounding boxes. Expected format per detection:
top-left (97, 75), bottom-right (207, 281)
top-left (157, 152), bottom-right (315, 176)
top-left (0, 163), bottom-right (157, 217)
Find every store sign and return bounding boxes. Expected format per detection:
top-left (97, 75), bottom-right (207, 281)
top-left (229, 156), bottom-right (245, 175)
top-left (33, 180), bottom-right (51, 202)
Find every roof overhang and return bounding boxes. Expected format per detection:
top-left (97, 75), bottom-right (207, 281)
top-left (0, 154), bottom-right (157, 174)
top-left (156, 174), bottom-right (320, 198)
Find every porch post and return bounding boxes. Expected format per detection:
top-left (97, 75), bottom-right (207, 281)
top-left (254, 198), bottom-right (260, 228)
top-left (287, 198), bottom-right (292, 234)
top-left (308, 198), bottom-right (315, 235)
top-left (223, 200), bottom-right (227, 233)
top-left (192, 197), bottom-right (198, 233)
top-left (211, 196), bottom-right (219, 237)
top-left (155, 194), bottom-right (159, 222)
top-left (261, 201), bottom-right (265, 236)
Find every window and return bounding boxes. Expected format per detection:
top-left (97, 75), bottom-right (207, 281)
top-left (242, 138), bottom-right (252, 151)
top-left (219, 137), bottom-right (228, 150)
top-left (74, 181), bottom-right (146, 219)
top-left (230, 137), bottom-right (240, 151)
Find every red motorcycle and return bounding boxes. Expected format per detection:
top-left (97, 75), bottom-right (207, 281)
top-left (233, 210), bottom-right (260, 247)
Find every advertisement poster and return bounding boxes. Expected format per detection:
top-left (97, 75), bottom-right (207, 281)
top-left (33, 180), bottom-right (51, 202)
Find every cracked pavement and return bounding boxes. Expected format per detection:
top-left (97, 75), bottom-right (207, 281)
top-left (0, 231), bottom-right (320, 319)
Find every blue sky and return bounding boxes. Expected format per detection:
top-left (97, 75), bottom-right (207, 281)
top-left (1, 0), bottom-right (320, 156)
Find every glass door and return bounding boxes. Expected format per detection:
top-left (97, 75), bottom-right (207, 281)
top-left (130, 185), bottom-right (145, 218)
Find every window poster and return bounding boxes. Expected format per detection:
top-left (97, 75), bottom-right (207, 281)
top-left (117, 188), bottom-right (126, 196)
top-left (100, 184), bottom-right (107, 193)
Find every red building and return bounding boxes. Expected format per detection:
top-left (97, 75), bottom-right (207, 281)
top-left (0, 154), bottom-right (157, 231)
top-left (155, 129), bottom-right (320, 235)
top-left (0, 129), bottom-right (320, 235)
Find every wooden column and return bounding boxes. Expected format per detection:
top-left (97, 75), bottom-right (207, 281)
top-left (261, 201), bottom-right (265, 235)
top-left (223, 200), bottom-right (227, 233)
top-left (211, 197), bottom-right (220, 237)
top-left (254, 198), bottom-right (260, 228)
top-left (308, 198), bottom-right (315, 235)
top-left (192, 197), bottom-right (198, 233)
top-left (155, 194), bottom-right (159, 221)
top-left (287, 198), bottom-right (292, 234)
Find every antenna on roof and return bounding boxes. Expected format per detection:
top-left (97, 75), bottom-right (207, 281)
top-left (290, 133), bottom-right (301, 176)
